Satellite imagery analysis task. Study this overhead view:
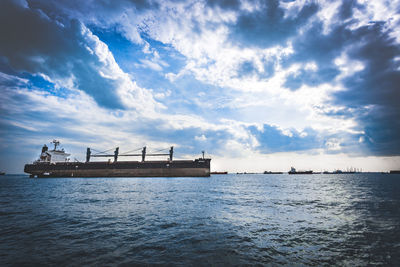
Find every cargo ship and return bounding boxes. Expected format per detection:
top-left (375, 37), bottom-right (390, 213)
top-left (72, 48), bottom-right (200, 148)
top-left (288, 167), bottom-right (313, 174)
top-left (24, 140), bottom-right (211, 178)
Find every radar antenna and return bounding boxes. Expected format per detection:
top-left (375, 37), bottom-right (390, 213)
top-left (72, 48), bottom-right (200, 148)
top-left (52, 139), bottom-right (60, 150)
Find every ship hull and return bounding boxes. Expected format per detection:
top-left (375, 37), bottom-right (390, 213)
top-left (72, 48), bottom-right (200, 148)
top-left (24, 159), bottom-right (211, 178)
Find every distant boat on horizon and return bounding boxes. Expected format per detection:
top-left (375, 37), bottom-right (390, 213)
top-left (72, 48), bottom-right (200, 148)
top-left (288, 167), bottom-right (313, 175)
top-left (0, 171), bottom-right (5, 175)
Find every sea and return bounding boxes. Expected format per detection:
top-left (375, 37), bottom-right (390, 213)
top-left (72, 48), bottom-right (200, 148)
top-left (0, 173), bottom-right (399, 266)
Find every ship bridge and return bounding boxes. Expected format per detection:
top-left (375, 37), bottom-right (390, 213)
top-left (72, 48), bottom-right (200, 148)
top-left (37, 140), bottom-right (70, 163)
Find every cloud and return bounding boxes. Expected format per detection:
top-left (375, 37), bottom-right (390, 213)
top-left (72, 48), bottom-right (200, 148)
top-left (324, 16), bottom-right (400, 155)
top-left (228, 0), bottom-right (319, 48)
top-left (248, 124), bottom-right (322, 153)
top-left (28, 0), bottom-right (160, 44)
top-left (1, 71), bottom-right (362, 172)
top-left (195, 134), bottom-right (207, 141)
top-left (271, 2), bottom-right (400, 155)
top-left (1, 0), bottom-right (400, 173)
top-left (0, 0), bottom-right (158, 111)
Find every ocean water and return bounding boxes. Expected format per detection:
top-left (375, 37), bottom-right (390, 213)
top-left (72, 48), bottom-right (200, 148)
top-left (0, 173), bottom-right (399, 266)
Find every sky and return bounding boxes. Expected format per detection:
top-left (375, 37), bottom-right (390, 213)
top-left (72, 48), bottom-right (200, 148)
top-left (1, 0), bottom-right (400, 173)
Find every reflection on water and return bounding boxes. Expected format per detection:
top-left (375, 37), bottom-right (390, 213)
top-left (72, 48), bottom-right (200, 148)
top-left (0, 174), bottom-right (399, 265)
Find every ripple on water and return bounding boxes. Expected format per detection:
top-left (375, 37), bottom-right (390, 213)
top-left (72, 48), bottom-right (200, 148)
top-left (0, 173), bottom-right (399, 265)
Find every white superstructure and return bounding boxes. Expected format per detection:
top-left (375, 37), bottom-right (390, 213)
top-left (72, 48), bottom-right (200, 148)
top-left (37, 140), bottom-right (70, 163)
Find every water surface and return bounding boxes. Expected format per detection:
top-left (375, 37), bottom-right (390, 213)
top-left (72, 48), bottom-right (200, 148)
top-left (1, 173), bottom-right (399, 265)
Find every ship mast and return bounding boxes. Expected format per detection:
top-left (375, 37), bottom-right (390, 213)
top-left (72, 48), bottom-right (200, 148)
top-left (52, 140), bottom-right (60, 151)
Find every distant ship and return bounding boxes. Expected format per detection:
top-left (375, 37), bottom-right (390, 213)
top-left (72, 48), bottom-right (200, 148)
top-left (0, 171), bottom-right (5, 175)
top-left (24, 140), bottom-right (211, 178)
top-left (288, 167), bottom-right (313, 174)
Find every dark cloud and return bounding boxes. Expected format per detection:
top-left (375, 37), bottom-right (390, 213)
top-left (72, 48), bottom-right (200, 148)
top-left (1, 0), bottom-right (399, 159)
top-left (283, 21), bottom-right (352, 67)
top-left (28, 0), bottom-right (158, 17)
top-left (0, 0), bottom-right (125, 109)
top-left (27, 0), bottom-right (159, 34)
top-left (281, 5), bottom-right (400, 155)
top-left (284, 67), bottom-right (339, 90)
top-left (205, 0), bottom-right (241, 10)
top-left (248, 124), bottom-right (322, 153)
top-left (228, 0), bottom-right (318, 48)
top-left (334, 22), bottom-right (400, 155)
top-left (278, 20), bottom-right (351, 90)
top-left (127, 0), bottom-right (159, 10)
top-left (338, 0), bottom-right (360, 20)
top-left (234, 59), bottom-right (275, 79)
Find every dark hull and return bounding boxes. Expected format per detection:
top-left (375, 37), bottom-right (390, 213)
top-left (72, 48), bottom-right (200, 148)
top-left (24, 159), bottom-right (211, 178)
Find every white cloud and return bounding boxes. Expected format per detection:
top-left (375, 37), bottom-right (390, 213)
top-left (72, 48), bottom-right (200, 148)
top-left (195, 134), bottom-right (207, 141)
top-left (2, 72), bottom-right (398, 172)
top-left (108, 2), bottom-right (361, 138)
top-left (138, 59), bottom-right (163, 71)
top-left (315, 0), bottom-right (342, 34)
top-left (78, 24), bottom-right (162, 113)
top-left (353, 0), bottom-right (400, 42)
top-left (325, 138), bottom-right (342, 151)
top-left (2, 0), bottom-right (399, 172)
top-left (334, 51), bottom-right (365, 80)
